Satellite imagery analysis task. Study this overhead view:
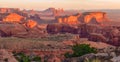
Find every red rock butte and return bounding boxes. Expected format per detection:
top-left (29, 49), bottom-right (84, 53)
top-left (3, 13), bottom-right (24, 22)
top-left (57, 13), bottom-right (81, 24)
top-left (82, 12), bottom-right (108, 23)
top-left (25, 20), bottom-right (37, 28)
top-left (57, 12), bottom-right (109, 25)
top-left (0, 8), bottom-right (20, 13)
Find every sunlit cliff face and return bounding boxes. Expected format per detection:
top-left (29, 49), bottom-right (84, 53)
top-left (3, 13), bottom-right (24, 22)
top-left (83, 12), bottom-right (106, 23)
top-left (84, 15), bottom-right (93, 23)
top-left (57, 12), bottom-right (108, 25)
top-left (25, 20), bottom-right (37, 28)
top-left (1, 13), bottom-right (37, 28)
top-left (58, 14), bottom-right (81, 24)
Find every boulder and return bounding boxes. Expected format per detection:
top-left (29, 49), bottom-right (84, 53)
top-left (64, 53), bottom-right (95, 62)
top-left (109, 52), bottom-right (116, 58)
top-left (95, 53), bottom-right (109, 57)
top-left (111, 56), bottom-right (120, 62)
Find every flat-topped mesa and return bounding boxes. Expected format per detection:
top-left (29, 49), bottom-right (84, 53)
top-left (53, 8), bottom-right (64, 16)
top-left (0, 8), bottom-right (20, 13)
top-left (56, 12), bottom-right (109, 25)
top-left (44, 8), bottom-right (64, 16)
top-left (3, 13), bottom-right (25, 22)
top-left (24, 20), bottom-right (37, 28)
top-left (0, 12), bottom-right (37, 28)
top-left (81, 12), bottom-right (109, 24)
top-left (57, 13), bottom-right (81, 25)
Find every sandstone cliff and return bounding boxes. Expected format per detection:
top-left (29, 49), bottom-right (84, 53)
top-left (81, 12), bottom-right (109, 24)
top-left (24, 20), bottom-right (37, 28)
top-left (57, 13), bottom-right (81, 24)
top-left (3, 13), bottom-right (24, 22)
top-left (57, 12), bottom-right (109, 25)
top-left (47, 24), bottom-right (78, 34)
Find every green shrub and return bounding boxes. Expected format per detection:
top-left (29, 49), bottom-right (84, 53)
top-left (65, 44), bottom-right (97, 58)
top-left (64, 52), bottom-right (72, 58)
top-left (14, 52), bottom-right (41, 62)
top-left (32, 56), bottom-right (41, 62)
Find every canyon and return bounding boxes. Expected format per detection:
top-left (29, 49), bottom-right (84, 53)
top-left (0, 8), bottom-right (120, 62)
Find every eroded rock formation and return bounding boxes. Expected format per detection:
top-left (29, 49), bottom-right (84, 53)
top-left (56, 12), bottom-right (109, 25)
top-left (57, 13), bottom-right (81, 24)
top-left (46, 24), bottom-right (78, 34)
top-left (0, 49), bottom-right (18, 62)
top-left (24, 20), bottom-right (37, 28)
top-left (80, 12), bottom-right (109, 24)
top-left (44, 8), bottom-right (64, 16)
top-left (0, 21), bottom-right (45, 38)
top-left (88, 33), bottom-right (107, 42)
top-left (0, 8), bottom-right (20, 13)
top-left (3, 13), bottom-right (24, 22)
top-left (0, 23), bottom-right (27, 37)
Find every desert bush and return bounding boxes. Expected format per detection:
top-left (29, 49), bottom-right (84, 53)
top-left (13, 52), bottom-right (41, 62)
top-left (65, 44), bottom-right (97, 58)
top-left (32, 56), bottom-right (41, 62)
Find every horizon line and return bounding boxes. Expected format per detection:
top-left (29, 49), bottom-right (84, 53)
top-left (0, 7), bottom-right (120, 11)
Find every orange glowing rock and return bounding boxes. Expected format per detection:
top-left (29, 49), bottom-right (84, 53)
top-left (83, 12), bottom-right (107, 23)
top-left (3, 13), bottom-right (24, 22)
top-left (25, 20), bottom-right (37, 28)
top-left (57, 12), bottom-right (109, 25)
top-left (58, 13), bottom-right (81, 24)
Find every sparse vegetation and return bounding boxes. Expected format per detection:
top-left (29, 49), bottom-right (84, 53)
top-left (65, 44), bottom-right (97, 58)
top-left (0, 34), bottom-right (75, 49)
top-left (0, 33), bottom-right (74, 42)
top-left (13, 52), bottom-right (41, 62)
top-left (84, 57), bottom-right (101, 62)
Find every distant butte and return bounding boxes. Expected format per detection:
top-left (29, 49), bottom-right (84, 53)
top-left (43, 8), bottom-right (64, 16)
top-left (56, 12), bottom-right (110, 25)
top-left (81, 12), bottom-right (109, 23)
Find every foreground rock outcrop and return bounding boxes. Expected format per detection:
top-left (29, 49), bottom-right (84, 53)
top-left (0, 21), bottom-right (45, 38)
top-left (0, 23), bottom-right (27, 37)
top-left (0, 49), bottom-right (18, 62)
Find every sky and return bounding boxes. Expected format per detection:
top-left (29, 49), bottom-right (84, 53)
top-left (0, 0), bottom-right (120, 10)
